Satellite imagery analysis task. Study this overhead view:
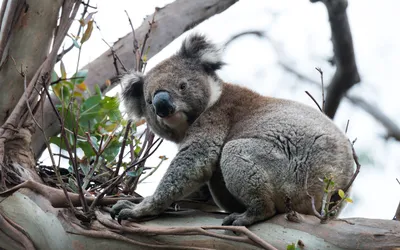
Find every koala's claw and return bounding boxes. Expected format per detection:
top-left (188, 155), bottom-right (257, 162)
top-left (110, 211), bottom-right (116, 220)
top-left (110, 200), bottom-right (136, 222)
top-left (222, 212), bottom-right (259, 227)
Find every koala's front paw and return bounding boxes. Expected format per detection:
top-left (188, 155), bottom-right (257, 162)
top-left (110, 200), bottom-right (138, 223)
top-left (222, 212), bottom-right (258, 227)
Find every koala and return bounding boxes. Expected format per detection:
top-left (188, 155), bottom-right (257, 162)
top-left (111, 33), bottom-right (354, 226)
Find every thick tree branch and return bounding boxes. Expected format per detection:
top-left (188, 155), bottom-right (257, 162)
top-left (32, 0), bottom-right (239, 159)
top-left (311, 0), bottom-right (360, 118)
top-left (1, 190), bottom-right (400, 250)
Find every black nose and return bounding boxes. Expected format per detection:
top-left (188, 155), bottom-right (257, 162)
top-left (153, 91), bottom-right (175, 118)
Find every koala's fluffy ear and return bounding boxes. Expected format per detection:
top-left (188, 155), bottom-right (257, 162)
top-left (179, 33), bottom-right (224, 72)
top-left (121, 71), bottom-right (145, 119)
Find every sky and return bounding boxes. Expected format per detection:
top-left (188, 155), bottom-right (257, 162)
top-left (45, 0), bottom-right (400, 220)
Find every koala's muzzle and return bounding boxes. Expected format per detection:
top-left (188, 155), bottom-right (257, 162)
top-left (153, 91), bottom-right (176, 118)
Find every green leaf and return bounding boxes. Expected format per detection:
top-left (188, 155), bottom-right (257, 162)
top-left (60, 61), bottom-right (67, 79)
top-left (68, 177), bottom-right (78, 193)
top-left (81, 19), bottom-right (94, 44)
top-left (80, 163), bottom-right (90, 176)
top-left (81, 11), bottom-right (97, 26)
top-left (71, 69), bottom-right (88, 85)
top-left (51, 70), bottom-right (59, 83)
top-left (102, 137), bottom-right (121, 162)
top-left (52, 81), bottom-right (73, 104)
top-left (49, 136), bottom-right (68, 151)
top-left (67, 34), bottom-right (80, 49)
top-left (338, 189), bottom-right (345, 199)
top-left (127, 168), bottom-right (143, 177)
top-left (77, 137), bottom-right (97, 158)
top-left (80, 95), bottom-right (102, 125)
top-left (134, 145), bottom-right (141, 157)
top-left (95, 84), bottom-right (102, 97)
top-left (101, 96), bottom-right (121, 121)
top-left (345, 197), bottom-right (353, 203)
top-left (286, 243), bottom-right (296, 250)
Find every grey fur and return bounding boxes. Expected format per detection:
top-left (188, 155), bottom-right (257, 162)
top-left (113, 33), bottom-right (354, 226)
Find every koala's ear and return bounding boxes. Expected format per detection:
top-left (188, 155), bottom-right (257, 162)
top-left (121, 71), bottom-right (145, 119)
top-left (179, 33), bottom-right (224, 72)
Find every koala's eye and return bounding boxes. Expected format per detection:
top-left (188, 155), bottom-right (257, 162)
top-left (147, 99), bottom-right (152, 105)
top-left (179, 82), bottom-right (187, 91)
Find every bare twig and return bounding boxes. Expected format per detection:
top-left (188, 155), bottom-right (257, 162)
top-left (305, 91), bottom-right (322, 112)
top-left (111, 120), bottom-right (132, 180)
top-left (315, 67), bottom-right (325, 113)
top-left (124, 10), bottom-right (139, 55)
top-left (311, 0), bottom-right (360, 118)
top-left (43, 82), bottom-right (89, 214)
top-left (343, 143), bottom-right (361, 193)
top-left (345, 120), bottom-right (350, 134)
top-left (139, 156), bottom-right (167, 184)
top-left (88, 138), bottom-right (163, 211)
top-left (304, 172), bottom-right (323, 220)
top-left (56, 0), bottom-right (94, 62)
top-left (224, 30), bottom-right (265, 47)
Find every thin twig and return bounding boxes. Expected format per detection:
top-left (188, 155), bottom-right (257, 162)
top-left (124, 10), bottom-right (139, 54)
top-left (43, 84), bottom-right (89, 213)
top-left (315, 67), bottom-right (325, 113)
top-left (305, 91), bottom-right (323, 112)
top-left (343, 143), bottom-right (361, 193)
top-left (88, 138), bottom-right (163, 211)
top-left (112, 120), bottom-right (132, 180)
top-left (345, 119), bottom-right (350, 134)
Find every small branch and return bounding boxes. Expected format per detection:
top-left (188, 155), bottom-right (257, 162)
top-left (315, 67), bottom-right (325, 113)
top-left (124, 10), bottom-right (139, 55)
top-left (304, 172), bottom-right (323, 220)
top-left (111, 120), bottom-right (132, 180)
top-left (224, 30), bottom-right (265, 47)
top-left (305, 91), bottom-right (322, 112)
top-left (311, 0), bottom-right (360, 118)
top-left (43, 83), bottom-right (89, 214)
top-left (343, 143), bottom-right (361, 193)
top-left (139, 156), bottom-right (167, 184)
top-left (88, 138), bottom-right (163, 211)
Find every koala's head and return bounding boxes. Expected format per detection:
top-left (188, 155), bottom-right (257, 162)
top-left (121, 33), bottom-right (224, 142)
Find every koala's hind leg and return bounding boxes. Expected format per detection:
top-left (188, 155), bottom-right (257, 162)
top-left (220, 139), bottom-right (279, 226)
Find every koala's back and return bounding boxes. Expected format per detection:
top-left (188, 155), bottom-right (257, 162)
top-left (211, 83), bottom-right (354, 214)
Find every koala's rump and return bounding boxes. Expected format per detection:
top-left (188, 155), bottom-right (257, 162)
top-left (219, 99), bottom-right (354, 214)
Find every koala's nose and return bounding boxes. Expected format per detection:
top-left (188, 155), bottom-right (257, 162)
top-left (153, 91), bottom-right (176, 118)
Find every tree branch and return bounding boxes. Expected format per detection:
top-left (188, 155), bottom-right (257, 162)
top-left (311, 0), bottom-right (360, 118)
top-left (32, 0), bottom-right (239, 159)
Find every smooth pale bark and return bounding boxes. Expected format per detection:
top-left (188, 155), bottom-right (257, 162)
top-left (1, 191), bottom-right (399, 250)
top-left (0, 0), bottom-right (63, 124)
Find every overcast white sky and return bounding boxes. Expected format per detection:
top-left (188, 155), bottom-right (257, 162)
top-left (52, 0), bottom-right (400, 220)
